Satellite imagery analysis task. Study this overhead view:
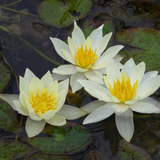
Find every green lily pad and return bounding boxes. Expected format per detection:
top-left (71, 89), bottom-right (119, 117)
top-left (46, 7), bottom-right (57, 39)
top-left (0, 99), bottom-right (20, 132)
top-left (0, 60), bottom-right (11, 93)
top-left (116, 28), bottom-right (160, 71)
top-left (0, 139), bottom-right (38, 160)
top-left (22, 122), bottom-right (92, 155)
top-left (38, 0), bottom-right (92, 28)
top-left (118, 139), bottom-right (152, 160)
top-left (21, 152), bottom-right (70, 160)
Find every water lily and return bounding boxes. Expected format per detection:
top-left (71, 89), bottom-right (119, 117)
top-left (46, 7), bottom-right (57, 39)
top-left (78, 58), bottom-right (160, 142)
top-left (0, 68), bottom-right (87, 137)
top-left (50, 21), bottom-right (124, 93)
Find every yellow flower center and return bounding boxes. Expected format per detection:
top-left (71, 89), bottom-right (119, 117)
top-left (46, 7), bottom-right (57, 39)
top-left (28, 88), bottom-right (58, 114)
top-left (75, 43), bottom-right (97, 69)
top-left (109, 72), bottom-right (138, 102)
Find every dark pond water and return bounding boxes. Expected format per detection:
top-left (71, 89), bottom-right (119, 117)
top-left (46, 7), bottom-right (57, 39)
top-left (1, 0), bottom-right (160, 159)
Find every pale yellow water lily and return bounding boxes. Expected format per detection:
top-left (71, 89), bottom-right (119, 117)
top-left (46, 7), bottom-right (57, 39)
top-left (50, 21), bottom-right (124, 93)
top-left (78, 58), bottom-right (160, 142)
top-left (0, 68), bottom-right (87, 137)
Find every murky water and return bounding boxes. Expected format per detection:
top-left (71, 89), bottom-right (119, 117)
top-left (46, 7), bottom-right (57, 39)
top-left (0, 0), bottom-right (160, 159)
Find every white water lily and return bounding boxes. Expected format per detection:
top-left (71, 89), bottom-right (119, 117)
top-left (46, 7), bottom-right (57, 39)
top-left (50, 21), bottom-right (124, 93)
top-left (0, 68), bottom-right (87, 137)
top-left (78, 58), bottom-right (160, 142)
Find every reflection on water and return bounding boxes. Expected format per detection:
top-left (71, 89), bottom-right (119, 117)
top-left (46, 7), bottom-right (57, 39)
top-left (0, 0), bottom-right (160, 159)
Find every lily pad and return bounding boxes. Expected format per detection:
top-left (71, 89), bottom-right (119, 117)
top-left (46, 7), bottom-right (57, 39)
top-left (38, 0), bottom-right (92, 28)
top-left (21, 152), bottom-right (70, 160)
top-left (0, 60), bottom-right (11, 93)
top-left (0, 139), bottom-right (38, 160)
top-left (22, 122), bottom-right (92, 155)
top-left (118, 139), bottom-right (152, 160)
top-left (116, 28), bottom-right (160, 71)
top-left (0, 99), bottom-right (20, 132)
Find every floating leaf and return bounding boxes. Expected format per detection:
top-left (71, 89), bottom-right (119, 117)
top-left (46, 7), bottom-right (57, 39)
top-left (116, 28), bottom-right (160, 71)
top-left (0, 99), bottom-right (20, 132)
top-left (118, 139), bottom-right (152, 160)
top-left (22, 122), bottom-right (92, 155)
top-left (21, 152), bottom-right (70, 160)
top-left (0, 61), bottom-right (11, 93)
top-left (38, 0), bottom-right (92, 28)
top-left (0, 139), bottom-right (38, 160)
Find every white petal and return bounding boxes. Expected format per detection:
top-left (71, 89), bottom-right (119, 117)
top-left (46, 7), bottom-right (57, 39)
top-left (72, 21), bottom-right (85, 47)
top-left (91, 60), bottom-right (107, 69)
top-left (115, 109), bottom-right (134, 142)
top-left (19, 92), bottom-right (29, 108)
top-left (29, 110), bottom-right (42, 121)
top-left (97, 68), bottom-right (106, 74)
top-left (57, 104), bottom-right (87, 120)
top-left (61, 49), bottom-right (76, 64)
top-left (46, 114), bottom-right (66, 126)
top-left (26, 117), bottom-right (46, 137)
top-left (94, 32), bottom-right (112, 56)
top-left (85, 70), bottom-right (103, 84)
top-left (24, 68), bottom-right (35, 83)
top-left (58, 78), bottom-right (69, 96)
top-left (70, 72), bottom-right (86, 93)
top-left (55, 90), bottom-right (66, 113)
top-left (139, 71), bottom-right (158, 85)
top-left (113, 54), bottom-right (124, 62)
top-left (121, 58), bottom-right (136, 77)
top-left (83, 103), bottom-right (114, 125)
top-left (52, 64), bottom-right (78, 75)
top-left (0, 94), bottom-right (19, 110)
top-left (47, 80), bottom-right (59, 95)
top-left (125, 96), bottom-right (140, 105)
top-left (103, 76), bottom-right (114, 89)
top-left (13, 100), bottom-right (28, 116)
top-left (112, 103), bottom-right (129, 114)
top-left (50, 37), bottom-right (70, 59)
top-left (99, 45), bottom-right (124, 60)
top-left (84, 37), bottom-right (92, 48)
top-left (41, 71), bottom-right (53, 88)
top-left (130, 62), bottom-right (145, 85)
top-left (19, 76), bottom-right (29, 95)
top-left (130, 101), bottom-right (159, 113)
top-left (81, 100), bottom-right (106, 113)
top-left (68, 37), bottom-right (78, 57)
top-left (76, 66), bottom-right (88, 72)
top-left (29, 77), bottom-right (40, 95)
top-left (89, 24), bottom-right (103, 47)
top-left (52, 73), bottom-right (71, 81)
top-left (136, 76), bottom-right (160, 99)
top-left (78, 79), bottom-right (109, 94)
top-left (106, 58), bottom-right (121, 81)
top-left (85, 88), bottom-right (111, 102)
top-left (141, 97), bottom-right (159, 106)
top-left (107, 93), bottom-right (120, 103)
top-left (39, 110), bottom-right (55, 120)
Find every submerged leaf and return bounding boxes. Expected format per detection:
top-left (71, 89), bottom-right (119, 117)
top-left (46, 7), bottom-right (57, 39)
top-left (0, 99), bottom-right (20, 132)
top-left (0, 61), bottom-right (11, 93)
top-left (116, 28), bottom-right (160, 71)
top-left (118, 139), bottom-right (152, 160)
top-left (22, 122), bottom-right (92, 154)
top-left (38, 0), bottom-right (92, 28)
top-left (0, 139), bottom-right (38, 160)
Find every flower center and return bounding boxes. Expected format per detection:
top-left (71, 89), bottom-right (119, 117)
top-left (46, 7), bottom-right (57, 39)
top-left (109, 72), bottom-right (138, 102)
top-left (28, 88), bottom-right (58, 114)
top-left (75, 43), bottom-right (97, 69)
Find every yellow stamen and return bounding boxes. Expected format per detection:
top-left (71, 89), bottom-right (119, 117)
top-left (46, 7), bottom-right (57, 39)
top-left (109, 71), bottom-right (138, 102)
top-left (28, 88), bottom-right (58, 114)
top-left (75, 40), bottom-right (97, 69)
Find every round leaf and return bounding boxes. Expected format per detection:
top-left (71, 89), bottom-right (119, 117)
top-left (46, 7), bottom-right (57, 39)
top-left (38, 0), bottom-right (92, 28)
top-left (22, 122), bottom-right (92, 154)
